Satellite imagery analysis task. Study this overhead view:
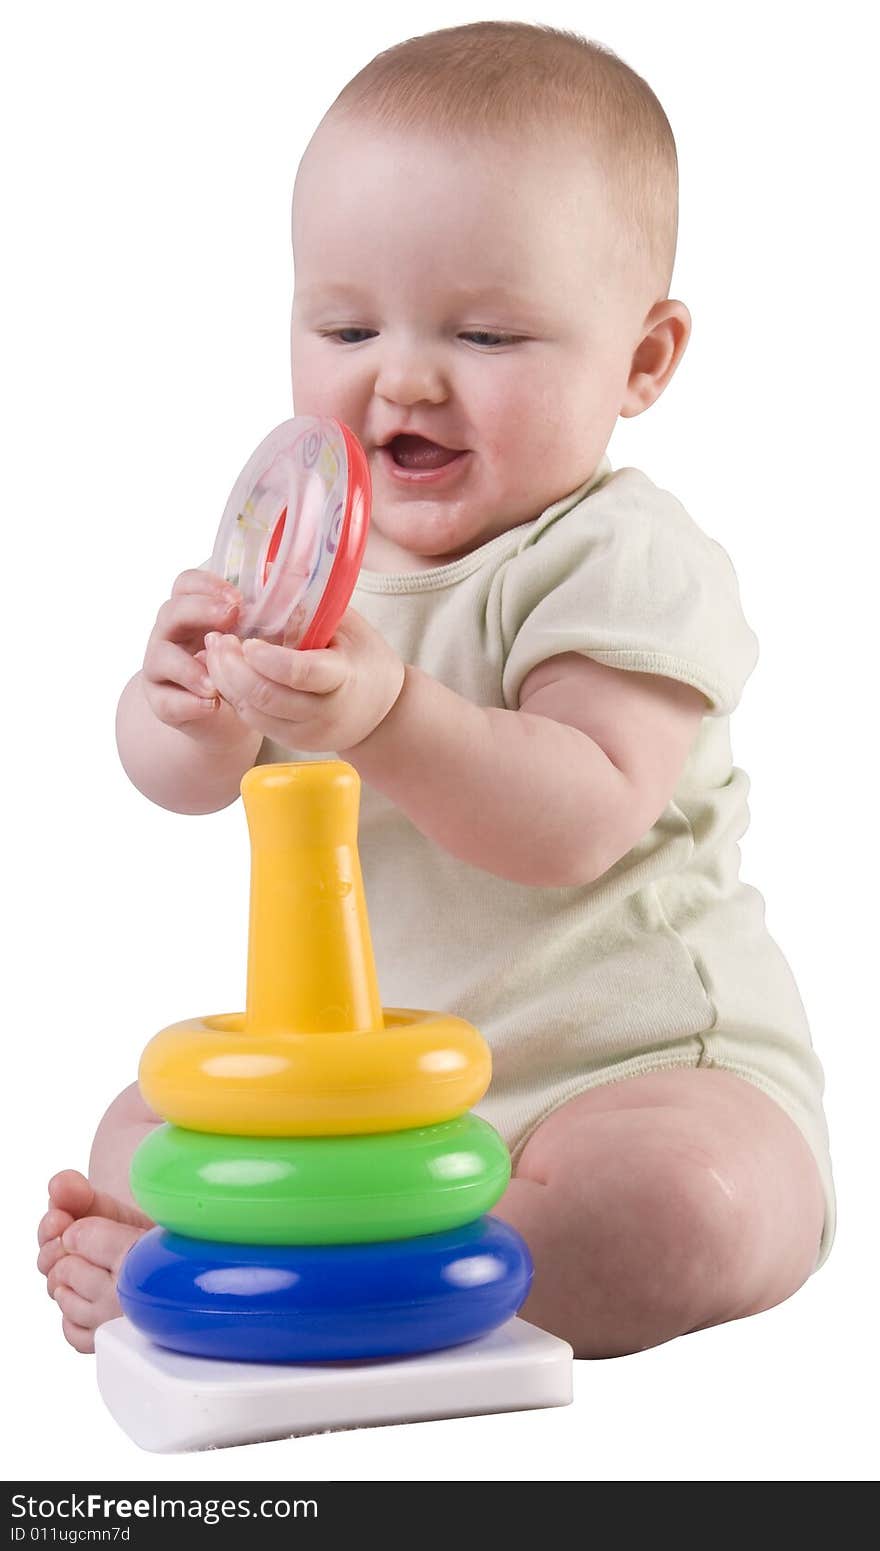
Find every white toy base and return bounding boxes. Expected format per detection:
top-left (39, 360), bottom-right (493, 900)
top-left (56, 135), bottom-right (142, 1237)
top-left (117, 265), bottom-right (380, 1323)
top-left (95, 1316), bottom-right (573, 1453)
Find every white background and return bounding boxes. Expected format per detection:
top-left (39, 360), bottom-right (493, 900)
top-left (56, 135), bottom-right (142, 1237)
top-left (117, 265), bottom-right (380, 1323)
top-left (4, 0), bottom-right (877, 1483)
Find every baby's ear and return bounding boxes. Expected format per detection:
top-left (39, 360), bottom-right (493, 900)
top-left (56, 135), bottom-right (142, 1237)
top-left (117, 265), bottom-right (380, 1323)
top-left (619, 299), bottom-right (691, 418)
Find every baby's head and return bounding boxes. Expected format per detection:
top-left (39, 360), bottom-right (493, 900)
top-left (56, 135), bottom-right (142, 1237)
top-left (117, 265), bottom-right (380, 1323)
top-left (290, 21), bottom-right (689, 570)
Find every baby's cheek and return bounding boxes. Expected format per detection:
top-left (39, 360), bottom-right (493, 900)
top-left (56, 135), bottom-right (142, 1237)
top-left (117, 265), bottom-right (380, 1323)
top-left (291, 340), bottom-right (355, 422)
top-left (484, 372), bottom-right (556, 467)
top-left (482, 404), bottom-right (567, 521)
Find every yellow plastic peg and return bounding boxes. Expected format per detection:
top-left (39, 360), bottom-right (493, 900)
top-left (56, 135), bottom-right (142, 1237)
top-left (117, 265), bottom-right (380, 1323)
top-left (139, 762), bottom-right (491, 1135)
top-left (243, 761), bottom-right (383, 1038)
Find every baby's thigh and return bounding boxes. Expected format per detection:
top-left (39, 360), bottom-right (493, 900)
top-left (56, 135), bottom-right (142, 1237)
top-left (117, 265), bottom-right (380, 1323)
top-left (515, 1068), bottom-right (825, 1303)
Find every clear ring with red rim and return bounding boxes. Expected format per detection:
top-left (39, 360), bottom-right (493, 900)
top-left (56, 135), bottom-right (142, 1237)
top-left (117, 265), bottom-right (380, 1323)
top-left (209, 416), bottom-right (370, 650)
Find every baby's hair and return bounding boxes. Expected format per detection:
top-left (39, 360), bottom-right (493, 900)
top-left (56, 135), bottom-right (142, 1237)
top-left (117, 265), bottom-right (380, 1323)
top-left (318, 20), bottom-right (678, 301)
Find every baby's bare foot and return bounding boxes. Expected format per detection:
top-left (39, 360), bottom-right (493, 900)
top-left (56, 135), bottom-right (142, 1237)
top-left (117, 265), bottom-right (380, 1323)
top-left (37, 1170), bottom-right (153, 1353)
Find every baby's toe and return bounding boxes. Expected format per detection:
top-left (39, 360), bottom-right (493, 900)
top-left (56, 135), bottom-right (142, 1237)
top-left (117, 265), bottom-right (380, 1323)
top-left (60, 1316), bottom-right (95, 1355)
top-left (38, 1207), bottom-right (74, 1248)
top-left (38, 1237), bottom-right (67, 1285)
top-left (50, 1173), bottom-right (153, 1232)
top-left (48, 1170), bottom-right (93, 1218)
top-left (53, 1259), bottom-right (122, 1335)
top-left (62, 1215), bottom-right (146, 1278)
top-left (51, 1253), bottom-right (109, 1303)
top-left (53, 1282), bottom-right (95, 1330)
top-left (53, 1284), bottom-right (98, 1333)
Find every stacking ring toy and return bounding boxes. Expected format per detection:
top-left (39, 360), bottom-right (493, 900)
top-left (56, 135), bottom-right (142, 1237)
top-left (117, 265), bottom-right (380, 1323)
top-left (118, 1218), bottom-right (533, 1363)
top-left (209, 417), bottom-right (370, 650)
top-left (139, 762), bottom-right (491, 1136)
top-left (130, 1115), bottom-right (511, 1244)
top-left (139, 1011), bottom-right (489, 1136)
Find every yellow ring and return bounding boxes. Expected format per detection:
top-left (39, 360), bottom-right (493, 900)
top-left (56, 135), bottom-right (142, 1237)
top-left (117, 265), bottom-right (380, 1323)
top-left (139, 1008), bottom-right (491, 1136)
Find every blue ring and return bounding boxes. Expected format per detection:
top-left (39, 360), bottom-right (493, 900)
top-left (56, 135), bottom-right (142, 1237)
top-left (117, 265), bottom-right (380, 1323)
top-left (118, 1216), bottom-right (533, 1362)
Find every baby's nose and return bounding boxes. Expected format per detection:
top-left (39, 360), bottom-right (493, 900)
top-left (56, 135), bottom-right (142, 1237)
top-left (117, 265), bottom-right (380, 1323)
top-left (374, 348), bottom-right (447, 406)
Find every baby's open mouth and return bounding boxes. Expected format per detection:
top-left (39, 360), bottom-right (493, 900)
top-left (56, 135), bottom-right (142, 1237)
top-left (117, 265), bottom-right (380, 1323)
top-left (384, 435), bottom-right (465, 470)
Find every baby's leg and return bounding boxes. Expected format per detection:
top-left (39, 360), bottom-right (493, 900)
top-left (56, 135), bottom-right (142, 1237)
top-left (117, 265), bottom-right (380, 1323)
top-left (492, 1068), bottom-right (825, 1358)
top-left (36, 1083), bottom-right (159, 1353)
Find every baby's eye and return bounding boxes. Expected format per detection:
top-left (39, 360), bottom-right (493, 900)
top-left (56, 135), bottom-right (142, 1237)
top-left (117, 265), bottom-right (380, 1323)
top-left (460, 330), bottom-right (522, 348)
top-left (320, 328), bottom-right (377, 344)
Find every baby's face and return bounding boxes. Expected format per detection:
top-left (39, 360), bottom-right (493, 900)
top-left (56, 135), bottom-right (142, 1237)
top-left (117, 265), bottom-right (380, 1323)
top-left (291, 119), bottom-right (650, 571)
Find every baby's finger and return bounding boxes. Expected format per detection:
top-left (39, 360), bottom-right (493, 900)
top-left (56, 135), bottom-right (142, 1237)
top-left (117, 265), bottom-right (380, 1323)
top-left (152, 593), bottom-right (239, 646)
top-left (202, 633), bottom-right (259, 704)
top-left (142, 682), bottom-right (221, 728)
top-left (171, 569), bottom-right (241, 605)
top-left (62, 1217), bottom-right (145, 1275)
top-left (144, 640), bottom-right (217, 698)
top-left (205, 634), bottom-right (321, 722)
top-left (52, 1253), bottom-right (111, 1303)
top-left (38, 1207), bottom-right (74, 1248)
top-left (240, 637), bottom-right (346, 695)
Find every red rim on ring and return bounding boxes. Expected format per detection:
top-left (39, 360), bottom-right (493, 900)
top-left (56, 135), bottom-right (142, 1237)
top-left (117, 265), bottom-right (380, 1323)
top-left (300, 421), bottom-right (371, 650)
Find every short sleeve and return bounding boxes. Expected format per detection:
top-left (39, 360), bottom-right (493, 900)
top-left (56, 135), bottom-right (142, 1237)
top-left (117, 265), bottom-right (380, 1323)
top-left (499, 467), bottom-right (759, 716)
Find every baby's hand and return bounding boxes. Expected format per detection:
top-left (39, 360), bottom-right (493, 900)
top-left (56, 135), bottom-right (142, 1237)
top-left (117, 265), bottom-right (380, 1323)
top-left (142, 570), bottom-right (245, 739)
top-left (204, 607), bottom-right (406, 753)
top-left (37, 1171), bottom-right (152, 1354)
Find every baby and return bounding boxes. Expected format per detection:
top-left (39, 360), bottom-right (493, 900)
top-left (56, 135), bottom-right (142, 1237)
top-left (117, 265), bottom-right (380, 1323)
top-left (38, 21), bottom-right (833, 1359)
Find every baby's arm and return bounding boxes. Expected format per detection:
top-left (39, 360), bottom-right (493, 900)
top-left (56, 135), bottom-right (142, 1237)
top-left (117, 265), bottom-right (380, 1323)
top-left (346, 652), bottom-right (707, 886)
top-left (199, 608), bottom-right (704, 886)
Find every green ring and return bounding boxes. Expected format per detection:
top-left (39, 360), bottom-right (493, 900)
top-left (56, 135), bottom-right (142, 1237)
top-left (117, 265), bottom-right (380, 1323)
top-left (131, 1115), bottom-right (511, 1244)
